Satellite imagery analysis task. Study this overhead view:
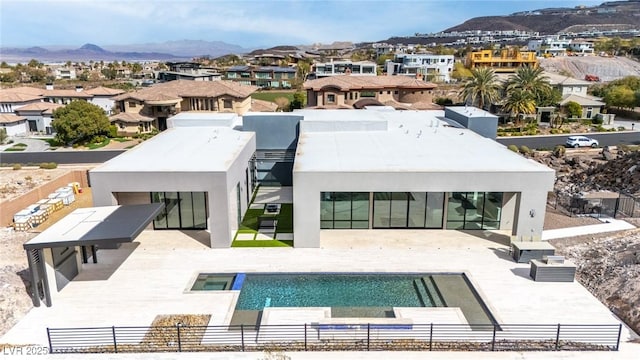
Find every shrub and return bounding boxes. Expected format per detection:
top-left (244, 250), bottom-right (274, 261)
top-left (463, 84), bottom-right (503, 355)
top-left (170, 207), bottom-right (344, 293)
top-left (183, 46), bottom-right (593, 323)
top-left (12, 163), bottom-right (22, 170)
top-left (109, 125), bottom-right (118, 138)
top-left (507, 144), bottom-right (519, 152)
top-left (39, 162), bottom-right (57, 169)
top-left (553, 145), bottom-right (566, 157)
top-left (519, 145), bottom-right (532, 155)
top-left (591, 117), bottom-right (604, 125)
top-left (618, 126), bottom-right (626, 131)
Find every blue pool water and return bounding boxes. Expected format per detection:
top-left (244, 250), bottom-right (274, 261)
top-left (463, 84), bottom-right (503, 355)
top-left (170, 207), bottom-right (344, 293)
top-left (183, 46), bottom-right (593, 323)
top-left (235, 273), bottom-right (436, 310)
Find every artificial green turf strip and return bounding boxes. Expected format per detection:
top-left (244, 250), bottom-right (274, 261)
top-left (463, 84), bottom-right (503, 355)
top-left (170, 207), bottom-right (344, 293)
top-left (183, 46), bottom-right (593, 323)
top-left (231, 240), bottom-right (293, 248)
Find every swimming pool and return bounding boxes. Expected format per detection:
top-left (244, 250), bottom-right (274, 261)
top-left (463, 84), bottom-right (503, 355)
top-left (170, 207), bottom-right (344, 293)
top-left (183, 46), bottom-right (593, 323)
top-left (235, 273), bottom-right (444, 310)
top-left (192, 272), bottom-right (495, 324)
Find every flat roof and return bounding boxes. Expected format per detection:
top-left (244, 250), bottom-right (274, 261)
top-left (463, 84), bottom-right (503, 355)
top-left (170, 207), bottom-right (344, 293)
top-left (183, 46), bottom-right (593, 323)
top-left (446, 106), bottom-right (498, 118)
top-left (92, 126), bottom-right (254, 173)
top-left (23, 204), bottom-right (163, 250)
top-left (294, 110), bottom-right (552, 173)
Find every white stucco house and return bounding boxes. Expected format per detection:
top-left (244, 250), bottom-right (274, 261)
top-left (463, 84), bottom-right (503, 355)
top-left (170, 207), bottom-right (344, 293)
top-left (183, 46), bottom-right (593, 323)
top-left (89, 108), bottom-right (555, 248)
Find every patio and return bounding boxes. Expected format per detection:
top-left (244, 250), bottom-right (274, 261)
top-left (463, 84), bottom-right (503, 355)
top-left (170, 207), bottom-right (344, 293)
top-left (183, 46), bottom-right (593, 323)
top-left (1, 229), bottom-right (638, 354)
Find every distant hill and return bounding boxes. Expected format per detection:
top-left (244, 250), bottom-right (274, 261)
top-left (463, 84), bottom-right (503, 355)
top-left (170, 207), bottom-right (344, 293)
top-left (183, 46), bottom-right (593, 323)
top-left (0, 43), bottom-right (188, 63)
top-left (103, 40), bottom-right (249, 58)
top-left (444, 1), bottom-right (640, 34)
top-left (0, 40), bottom-right (250, 63)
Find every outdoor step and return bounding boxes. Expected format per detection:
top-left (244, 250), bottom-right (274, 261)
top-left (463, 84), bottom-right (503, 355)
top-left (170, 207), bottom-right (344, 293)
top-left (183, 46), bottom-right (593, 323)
top-left (421, 276), bottom-right (446, 307)
top-left (430, 275), bottom-right (494, 328)
top-left (413, 279), bottom-right (429, 307)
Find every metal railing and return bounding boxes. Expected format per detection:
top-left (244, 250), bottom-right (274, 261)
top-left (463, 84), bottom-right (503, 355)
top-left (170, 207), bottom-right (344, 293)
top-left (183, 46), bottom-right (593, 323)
top-left (549, 191), bottom-right (640, 218)
top-left (46, 323), bottom-right (622, 353)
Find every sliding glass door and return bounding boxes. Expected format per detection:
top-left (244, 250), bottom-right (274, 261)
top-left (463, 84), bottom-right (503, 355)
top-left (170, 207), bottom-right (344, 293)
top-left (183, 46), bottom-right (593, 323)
top-left (151, 192), bottom-right (208, 230)
top-left (446, 192), bottom-right (503, 230)
top-left (372, 192), bottom-right (444, 229)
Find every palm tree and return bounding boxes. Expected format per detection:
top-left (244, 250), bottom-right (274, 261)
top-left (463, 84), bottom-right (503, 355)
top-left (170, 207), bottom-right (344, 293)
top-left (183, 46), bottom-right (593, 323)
top-left (502, 89), bottom-right (536, 124)
top-left (460, 67), bottom-right (500, 109)
top-left (504, 66), bottom-right (551, 104)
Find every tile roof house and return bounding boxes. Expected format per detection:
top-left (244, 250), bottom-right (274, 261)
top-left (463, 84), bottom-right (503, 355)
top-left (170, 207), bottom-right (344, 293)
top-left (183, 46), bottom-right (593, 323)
top-left (111, 80), bottom-right (259, 131)
top-left (303, 75), bottom-right (439, 109)
top-left (1, 85), bottom-right (125, 133)
top-left (0, 114), bottom-right (28, 136)
top-left (13, 102), bottom-right (63, 134)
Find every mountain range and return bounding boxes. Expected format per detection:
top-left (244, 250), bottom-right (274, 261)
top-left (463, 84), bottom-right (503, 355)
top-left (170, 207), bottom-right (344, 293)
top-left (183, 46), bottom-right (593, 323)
top-left (0, 40), bottom-right (250, 63)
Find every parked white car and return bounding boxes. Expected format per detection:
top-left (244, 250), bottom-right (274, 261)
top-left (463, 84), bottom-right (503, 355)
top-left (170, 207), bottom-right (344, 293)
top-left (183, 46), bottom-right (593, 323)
top-left (565, 136), bottom-right (599, 148)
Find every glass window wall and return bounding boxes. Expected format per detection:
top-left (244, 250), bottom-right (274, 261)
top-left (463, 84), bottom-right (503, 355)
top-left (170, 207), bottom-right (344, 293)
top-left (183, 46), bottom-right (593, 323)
top-left (151, 192), bottom-right (208, 230)
top-left (445, 192), bottom-right (503, 230)
top-left (320, 192), bottom-right (369, 229)
top-left (373, 192), bottom-right (444, 229)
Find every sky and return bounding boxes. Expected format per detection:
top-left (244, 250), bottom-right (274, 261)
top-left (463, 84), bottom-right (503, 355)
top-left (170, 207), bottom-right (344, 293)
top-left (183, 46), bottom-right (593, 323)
top-left (0, 0), bottom-right (605, 49)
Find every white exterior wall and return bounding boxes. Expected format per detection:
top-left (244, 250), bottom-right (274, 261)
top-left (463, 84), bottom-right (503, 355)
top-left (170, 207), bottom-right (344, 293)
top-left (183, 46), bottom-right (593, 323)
top-left (90, 134), bottom-right (255, 248)
top-left (1, 121), bottom-right (28, 136)
top-left (293, 170), bottom-right (554, 248)
top-left (89, 96), bottom-right (116, 115)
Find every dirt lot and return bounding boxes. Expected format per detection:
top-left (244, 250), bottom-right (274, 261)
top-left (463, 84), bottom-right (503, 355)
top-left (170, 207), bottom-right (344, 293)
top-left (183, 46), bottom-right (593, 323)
top-left (0, 168), bottom-right (70, 202)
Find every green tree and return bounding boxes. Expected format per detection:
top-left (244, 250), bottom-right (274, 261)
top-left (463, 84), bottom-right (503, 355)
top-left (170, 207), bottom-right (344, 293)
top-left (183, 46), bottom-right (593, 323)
top-left (295, 61), bottom-right (311, 89)
top-left (503, 89), bottom-right (536, 121)
top-left (604, 86), bottom-right (636, 109)
top-left (289, 91), bottom-right (306, 110)
top-left (27, 59), bottom-right (40, 68)
top-left (52, 101), bottom-right (111, 146)
top-left (0, 128), bottom-right (7, 144)
top-left (537, 88), bottom-right (562, 107)
top-left (101, 68), bottom-right (117, 80)
top-left (460, 67), bottom-right (499, 109)
top-left (504, 66), bottom-right (551, 106)
top-left (450, 62), bottom-right (472, 81)
top-left (27, 68), bottom-right (47, 82)
top-left (564, 101), bottom-right (583, 118)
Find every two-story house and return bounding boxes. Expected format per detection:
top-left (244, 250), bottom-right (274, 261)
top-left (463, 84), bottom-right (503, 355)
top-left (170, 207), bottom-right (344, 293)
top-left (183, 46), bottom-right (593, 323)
top-left (111, 80), bottom-right (258, 132)
top-left (309, 60), bottom-right (377, 79)
top-left (225, 66), bottom-right (296, 89)
top-left (386, 54), bottom-right (455, 83)
top-left (304, 75), bottom-right (439, 109)
top-left (466, 49), bottom-right (538, 73)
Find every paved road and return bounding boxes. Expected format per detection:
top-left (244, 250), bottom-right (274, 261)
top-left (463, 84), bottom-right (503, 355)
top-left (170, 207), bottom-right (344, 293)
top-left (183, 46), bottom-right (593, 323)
top-left (0, 150), bottom-right (125, 164)
top-left (496, 131), bottom-right (640, 150)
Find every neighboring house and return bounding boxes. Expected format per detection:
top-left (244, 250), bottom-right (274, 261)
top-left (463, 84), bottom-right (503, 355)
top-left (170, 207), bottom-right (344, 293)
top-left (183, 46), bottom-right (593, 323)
top-left (527, 37), bottom-right (571, 57)
top-left (559, 94), bottom-right (606, 119)
top-left (109, 112), bottom-right (155, 136)
top-left (157, 62), bottom-right (222, 82)
top-left (303, 75), bottom-right (439, 110)
top-left (42, 85), bottom-right (93, 104)
top-left (89, 107), bottom-right (554, 248)
top-left (111, 80), bottom-right (258, 131)
top-left (546, 72), bottom-right (605, 120)
top-left (466, 49), bottom-right (538, 72)
top-left (386, 54), bottom-right (455, 83)
top-left (225, 66), bottom-right (296, 88)
top-left (568, 41), bottom-right (595, 55)
top-left (0, 86), bottom-right (45, 113)
top-left (84, 86), bottom-right (125, 115)
top-left (14, 102), bottom-right (63, 134)
top-left (528, 37), bottom-right (594, 57)
top-left (53, 66), bottom-right (77, 80)
top-left (0, 114), bottom-right (28, 136)
top-left (309, 60), bottom-right (377, 78)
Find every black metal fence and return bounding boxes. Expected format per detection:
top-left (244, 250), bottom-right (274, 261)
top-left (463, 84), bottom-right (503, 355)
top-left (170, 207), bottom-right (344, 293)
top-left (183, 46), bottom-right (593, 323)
top-left (46, 323), bottom-right (622, 353)
top-left (549, 191), bottom-right (640, 218)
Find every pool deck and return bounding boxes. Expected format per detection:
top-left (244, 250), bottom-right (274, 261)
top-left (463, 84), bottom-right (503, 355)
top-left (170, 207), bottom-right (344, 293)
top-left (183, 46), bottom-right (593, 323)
top-left (2, 229), bottom-right (639, 359)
